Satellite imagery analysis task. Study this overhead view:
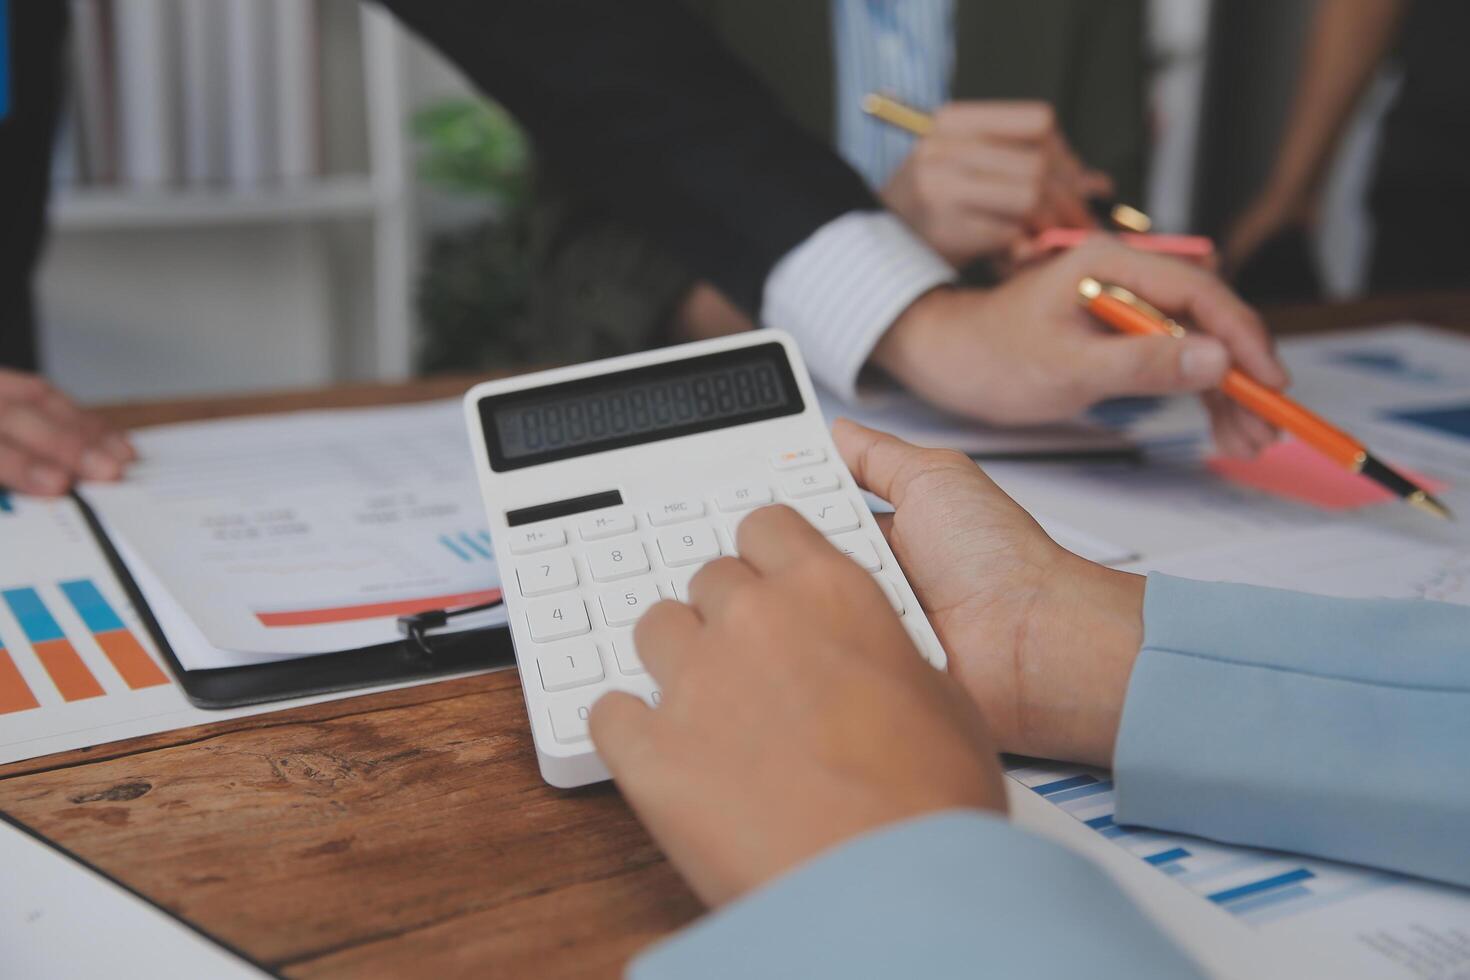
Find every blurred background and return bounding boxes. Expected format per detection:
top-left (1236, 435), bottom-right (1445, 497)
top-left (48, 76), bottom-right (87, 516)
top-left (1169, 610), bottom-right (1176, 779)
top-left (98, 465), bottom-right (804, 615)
top-left (25, 0), bottom-right (1467, 402)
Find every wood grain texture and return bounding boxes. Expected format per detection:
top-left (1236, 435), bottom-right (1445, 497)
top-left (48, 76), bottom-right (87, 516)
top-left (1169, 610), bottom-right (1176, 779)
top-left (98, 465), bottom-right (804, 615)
top-left (3, 296), bottom-right (1466, 977)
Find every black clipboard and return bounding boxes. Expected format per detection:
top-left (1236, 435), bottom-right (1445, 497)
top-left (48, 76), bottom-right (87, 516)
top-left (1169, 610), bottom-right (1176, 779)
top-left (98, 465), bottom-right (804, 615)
top-left (71, 493), bottom-right (517, 709)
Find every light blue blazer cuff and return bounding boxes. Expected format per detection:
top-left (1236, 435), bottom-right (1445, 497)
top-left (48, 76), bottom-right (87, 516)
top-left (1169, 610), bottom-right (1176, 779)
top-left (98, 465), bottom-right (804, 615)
top-left (629, 810), bottom-right (1201, 980)
top-left (1115, 573), bottom-right (1470, 888)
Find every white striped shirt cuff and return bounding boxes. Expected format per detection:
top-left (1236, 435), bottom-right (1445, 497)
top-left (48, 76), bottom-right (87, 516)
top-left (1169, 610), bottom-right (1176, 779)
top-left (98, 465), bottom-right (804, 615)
top-left (761, 211), bottom-right (956, 402)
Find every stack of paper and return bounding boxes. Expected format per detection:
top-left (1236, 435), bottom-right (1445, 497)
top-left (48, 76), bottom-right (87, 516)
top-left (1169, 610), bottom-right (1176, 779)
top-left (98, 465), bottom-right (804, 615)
top-left (79, 400), bottom-right (507, 670)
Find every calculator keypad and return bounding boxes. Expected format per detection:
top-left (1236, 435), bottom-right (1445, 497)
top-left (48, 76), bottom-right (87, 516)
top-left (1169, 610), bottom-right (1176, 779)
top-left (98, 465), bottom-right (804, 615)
top-left (506, 450), bottom-right (936, 747)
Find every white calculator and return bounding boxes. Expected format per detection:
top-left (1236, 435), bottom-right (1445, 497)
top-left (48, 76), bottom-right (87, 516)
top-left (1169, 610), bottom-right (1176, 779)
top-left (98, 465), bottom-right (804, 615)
top-left (464, 331), bottom-right (946, 788)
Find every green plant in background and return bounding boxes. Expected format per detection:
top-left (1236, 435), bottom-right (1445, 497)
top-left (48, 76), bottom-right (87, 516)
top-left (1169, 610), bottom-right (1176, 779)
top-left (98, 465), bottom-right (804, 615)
top-left (412, 99), bottom-right (530, 206)
top-left (412, 98), bottom-right (539, 374)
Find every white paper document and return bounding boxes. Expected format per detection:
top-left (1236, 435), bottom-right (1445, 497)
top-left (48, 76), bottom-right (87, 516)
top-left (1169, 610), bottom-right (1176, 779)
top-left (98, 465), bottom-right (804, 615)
top-left (815, 382), bottom-right (1134, 458)
top-left (79, 400), bottom-right (507, 665)
top-left (1, 818), bottom-right (267, 979)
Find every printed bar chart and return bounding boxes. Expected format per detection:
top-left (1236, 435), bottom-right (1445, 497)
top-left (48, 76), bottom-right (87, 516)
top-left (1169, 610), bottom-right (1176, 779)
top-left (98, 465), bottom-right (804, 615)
top-left (1, 587), bottom-right (104, 701)
top-left (1006, 760), bottom-right (1395, 928)
top-left (59, 579), bottom-right (169, 689)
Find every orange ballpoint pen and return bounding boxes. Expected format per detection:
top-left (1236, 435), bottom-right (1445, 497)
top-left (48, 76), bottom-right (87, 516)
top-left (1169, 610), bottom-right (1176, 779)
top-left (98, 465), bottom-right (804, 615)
top-left (1078, 277), bottom-right (1452, 520)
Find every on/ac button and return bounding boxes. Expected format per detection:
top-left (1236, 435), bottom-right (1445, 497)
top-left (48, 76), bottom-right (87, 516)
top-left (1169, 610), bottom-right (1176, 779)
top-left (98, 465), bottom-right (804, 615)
top-left (771, 447), bottom-right (826, 470)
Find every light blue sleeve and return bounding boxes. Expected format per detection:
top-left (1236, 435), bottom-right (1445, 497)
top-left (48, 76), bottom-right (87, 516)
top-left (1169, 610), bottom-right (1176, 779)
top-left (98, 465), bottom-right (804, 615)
top-left (629, 810), bottom-right (1203, 980)
top-left (1115, 573), bottom-right (1470, 888)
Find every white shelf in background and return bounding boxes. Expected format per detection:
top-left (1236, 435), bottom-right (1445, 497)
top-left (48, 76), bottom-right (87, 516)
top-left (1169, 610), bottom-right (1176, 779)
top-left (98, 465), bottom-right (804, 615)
top-left (51, 175), bottom-right (382, 230)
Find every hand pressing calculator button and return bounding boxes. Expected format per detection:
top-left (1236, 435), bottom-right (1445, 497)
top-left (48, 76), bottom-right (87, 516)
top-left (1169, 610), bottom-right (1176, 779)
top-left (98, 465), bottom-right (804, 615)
top-left (468, 330), bottom-right (946, 788)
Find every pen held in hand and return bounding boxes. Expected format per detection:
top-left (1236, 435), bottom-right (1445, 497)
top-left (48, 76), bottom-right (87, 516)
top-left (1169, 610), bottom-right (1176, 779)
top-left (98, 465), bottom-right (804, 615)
top-left (862, 92), bottom-right (1153, 233)
top-left (1077, 277), bottom-right (1453, 521)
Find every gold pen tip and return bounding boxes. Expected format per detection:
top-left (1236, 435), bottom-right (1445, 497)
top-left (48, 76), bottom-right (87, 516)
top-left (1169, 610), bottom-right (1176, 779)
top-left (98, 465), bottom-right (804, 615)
top-left (1111, 203), bottom-right (1153, 233)
top-left (1407, 490), bottom-right (1455, 521)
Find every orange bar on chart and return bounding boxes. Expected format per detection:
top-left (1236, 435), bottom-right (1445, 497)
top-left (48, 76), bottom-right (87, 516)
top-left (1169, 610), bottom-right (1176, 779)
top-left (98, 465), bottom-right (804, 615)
top-left (0, 646), bottom-right (40, 714)
top-left (32, 638), bottom-right (105, 701)
top-left (256, 588), bottom-right (503, 628)
top-left (94, 631), bottom-right (169, 689)
top-left (2, 587), bottom-right (105, 702)
top-left (60, 579), bottom-right (169, 689)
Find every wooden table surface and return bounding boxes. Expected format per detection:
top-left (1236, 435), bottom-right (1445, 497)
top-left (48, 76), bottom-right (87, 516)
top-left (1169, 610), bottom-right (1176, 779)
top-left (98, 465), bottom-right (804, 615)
top-left (3, 293), bottom-right (1468, 978)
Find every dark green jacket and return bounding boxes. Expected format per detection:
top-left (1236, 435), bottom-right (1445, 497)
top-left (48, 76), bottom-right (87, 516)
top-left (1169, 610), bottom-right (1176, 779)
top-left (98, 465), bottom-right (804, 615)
top-left (524, 0), bottom-right (1146, 362)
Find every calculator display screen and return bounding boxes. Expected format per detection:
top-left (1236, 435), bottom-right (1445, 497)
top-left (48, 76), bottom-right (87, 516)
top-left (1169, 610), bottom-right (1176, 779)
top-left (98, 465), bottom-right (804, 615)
top-left (479, 342), bottom-right (804, 470)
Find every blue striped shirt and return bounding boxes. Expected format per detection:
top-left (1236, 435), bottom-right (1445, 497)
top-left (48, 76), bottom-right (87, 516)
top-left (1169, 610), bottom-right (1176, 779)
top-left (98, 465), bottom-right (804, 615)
top-left (832, 0), bottom-right (956, 189)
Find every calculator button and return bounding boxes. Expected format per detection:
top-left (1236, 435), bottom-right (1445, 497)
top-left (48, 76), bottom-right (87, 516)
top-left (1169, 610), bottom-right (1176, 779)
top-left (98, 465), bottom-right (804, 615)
top-left (536, 641), bottom-right (604, 692)
top-left (586, 539), bottom-right (651, 581)
top-left (525, 596), bottom-right (591, 642)
top-left (833, 533), bottom-right (882, 571)
top-left (548, 697), bottom-right (596, 744)
top-left (875, 578), bottom-right (906, 615)
top-left (783, 470), bottom-right (840, 499)
top-left (648, 498), bottom-right (706, 526)
top-left (507, 524), bottom-right (566, 555)
top-left (613, 635), bottom-right (645, 675)
top-left (716, 483), bottom-right (772, 512)
top-left (796, 496), bottom-right (861, 535)
top-left (657, 525), bottom-right (721, 567)
top-left (771, 447), bottom-right (826, 470)
top-left (670, 566), bottom-right (699, 602)
top-left (579, 511), bottom-right (636, 540)
top-left (516, 552), bottom-right (579, 597)
top-left (599, 579), bottom-right (663, 627)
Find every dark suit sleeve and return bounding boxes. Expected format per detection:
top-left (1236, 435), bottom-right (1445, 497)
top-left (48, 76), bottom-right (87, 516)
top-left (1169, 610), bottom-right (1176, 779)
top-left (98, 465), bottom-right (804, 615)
top-left (376, 0), bottom-right (878, 315)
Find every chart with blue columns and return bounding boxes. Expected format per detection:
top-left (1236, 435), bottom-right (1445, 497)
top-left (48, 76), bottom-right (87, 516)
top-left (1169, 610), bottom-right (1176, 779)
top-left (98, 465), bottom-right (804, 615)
top-left (1005, 762), bottom-right (1395, 926)
top-left (0, 579), bottom-right (170, 713)
top-left (440, 529), bottom-right (494, 563)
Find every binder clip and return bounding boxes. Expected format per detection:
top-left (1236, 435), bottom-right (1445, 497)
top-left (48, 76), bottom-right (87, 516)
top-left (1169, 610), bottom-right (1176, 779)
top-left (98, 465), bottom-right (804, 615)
top-left (397, 597), bottom-right (504, 662)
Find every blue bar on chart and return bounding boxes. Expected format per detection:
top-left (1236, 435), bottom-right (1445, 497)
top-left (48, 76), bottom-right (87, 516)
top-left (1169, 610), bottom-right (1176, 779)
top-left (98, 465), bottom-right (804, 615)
top-left (1208, 868), bottom-right (1315, 906)
top-left (1144, 847), bottom-right (1190, 867)
top-left (0, 489), bottom-right (13, 514)
top-left (1045, 780), bottom-right (1114, 805)
top-left (0, 0), bottom-right (10, 122)
top-left (440, 531), bottom-right (494, 563)
top-left (1031, 774), bottom-right (1097, 796)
